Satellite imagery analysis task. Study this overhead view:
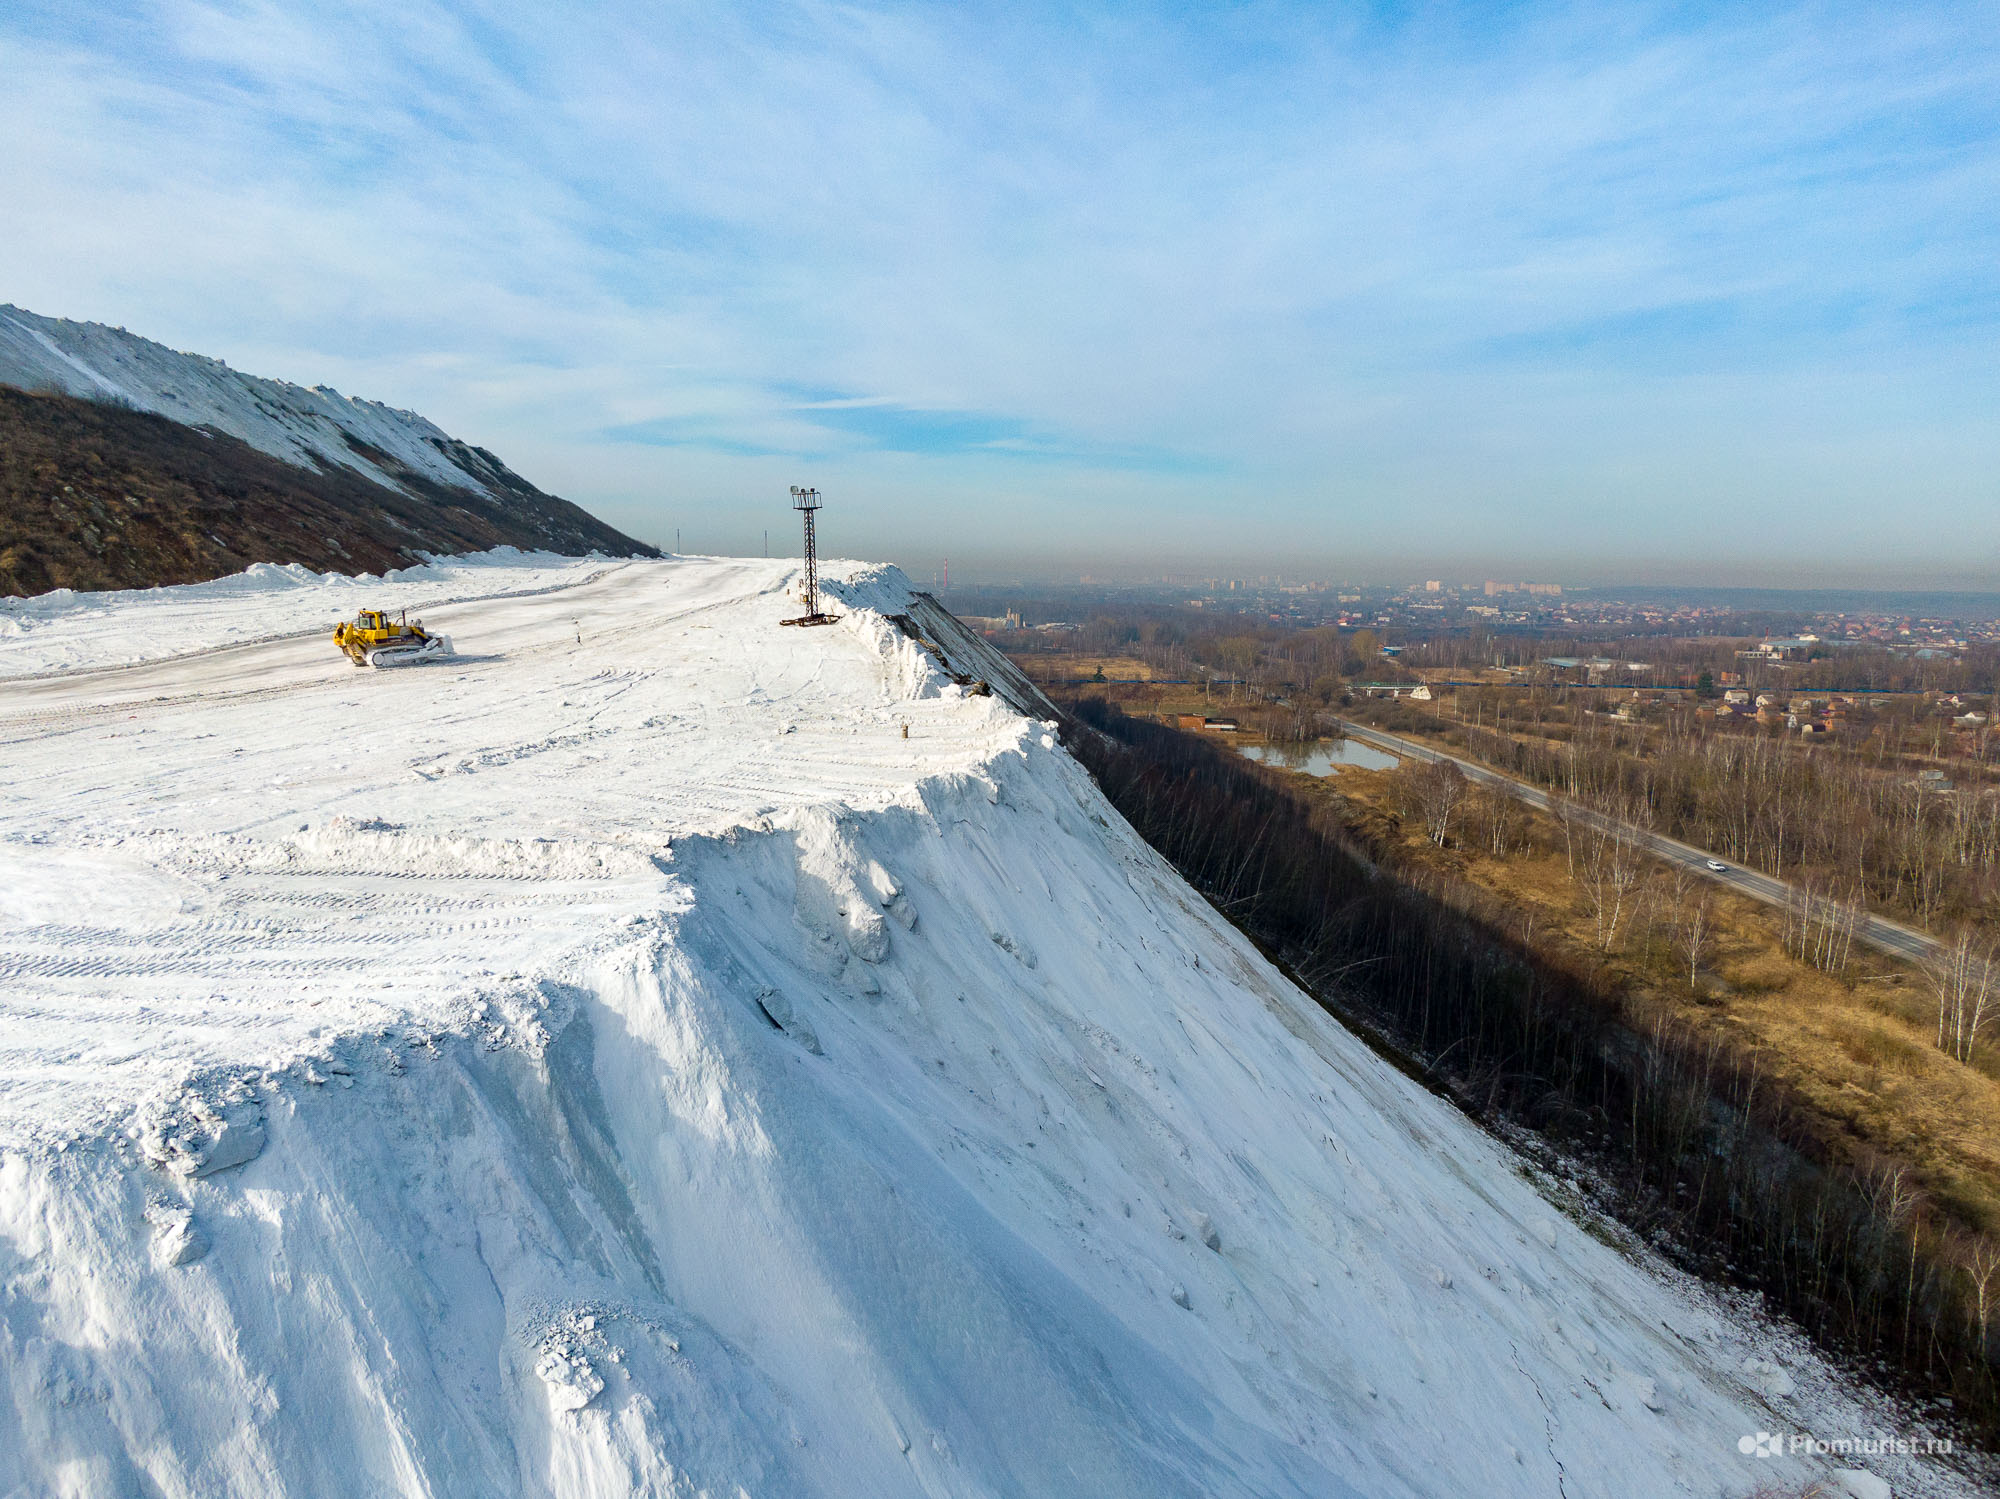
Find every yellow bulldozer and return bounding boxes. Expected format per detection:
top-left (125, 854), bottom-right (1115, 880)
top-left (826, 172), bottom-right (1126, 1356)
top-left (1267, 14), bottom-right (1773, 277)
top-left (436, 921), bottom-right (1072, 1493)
top-left (332, 608), bottom-right (454, 668)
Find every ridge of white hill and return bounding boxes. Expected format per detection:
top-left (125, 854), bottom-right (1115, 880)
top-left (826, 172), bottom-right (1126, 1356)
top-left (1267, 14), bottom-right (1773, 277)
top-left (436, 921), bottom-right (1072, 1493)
top-left (0, 558), bottom-right (1975, 1498)
top-left (0, 304), bottom-right (521, 501)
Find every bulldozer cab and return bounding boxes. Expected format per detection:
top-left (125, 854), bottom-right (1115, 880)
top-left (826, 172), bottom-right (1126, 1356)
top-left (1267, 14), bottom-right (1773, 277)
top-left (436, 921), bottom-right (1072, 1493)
top-left (355, 610), bottom-right (388, 631)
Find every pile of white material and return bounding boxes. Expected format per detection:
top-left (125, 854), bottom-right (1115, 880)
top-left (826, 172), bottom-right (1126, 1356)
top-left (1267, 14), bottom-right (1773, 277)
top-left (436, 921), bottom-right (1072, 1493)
top-left (0, 557), bottom-right (1973, 1498)
top-left (0, 547), bottom-right (609, 678)
top-left (0, 303), bottom-right (509, 500)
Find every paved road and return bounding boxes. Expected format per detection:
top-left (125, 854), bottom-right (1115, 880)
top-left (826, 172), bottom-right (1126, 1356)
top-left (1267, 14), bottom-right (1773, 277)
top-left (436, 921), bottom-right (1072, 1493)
top-left (1334, 717), bottom-right (1942, 969)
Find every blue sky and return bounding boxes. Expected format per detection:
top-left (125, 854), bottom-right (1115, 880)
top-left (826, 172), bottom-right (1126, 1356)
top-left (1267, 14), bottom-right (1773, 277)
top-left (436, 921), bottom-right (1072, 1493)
top-left (3, 1), bottom-right (1997, 583)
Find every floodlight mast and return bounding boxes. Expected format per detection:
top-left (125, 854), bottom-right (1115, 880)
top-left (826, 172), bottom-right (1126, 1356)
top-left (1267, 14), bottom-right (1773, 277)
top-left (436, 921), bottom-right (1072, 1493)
top-left (782, 486), bottom-right (839, 627)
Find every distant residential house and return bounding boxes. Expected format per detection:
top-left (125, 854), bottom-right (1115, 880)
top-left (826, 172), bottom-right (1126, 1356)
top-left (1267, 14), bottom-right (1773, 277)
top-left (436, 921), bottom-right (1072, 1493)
top-left (1723, 689), bottom-right (1751, 705)
top-left (1202, 716), bottom-right (1240, 732)
top-left (1755, 693), bottom-right (1779, 708)
top-left (1175, 713), bottom-right (1205, 730)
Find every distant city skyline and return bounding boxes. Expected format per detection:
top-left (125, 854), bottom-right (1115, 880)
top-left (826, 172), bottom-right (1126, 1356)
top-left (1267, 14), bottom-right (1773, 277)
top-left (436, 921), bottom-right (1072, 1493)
top-left (4, 1), bottom-right (1997, 585)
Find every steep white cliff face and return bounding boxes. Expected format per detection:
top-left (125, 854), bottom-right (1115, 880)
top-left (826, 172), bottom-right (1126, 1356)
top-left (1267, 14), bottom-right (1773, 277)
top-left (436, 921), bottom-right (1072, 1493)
top-left (0, 556), bottom-right (1970, 1497)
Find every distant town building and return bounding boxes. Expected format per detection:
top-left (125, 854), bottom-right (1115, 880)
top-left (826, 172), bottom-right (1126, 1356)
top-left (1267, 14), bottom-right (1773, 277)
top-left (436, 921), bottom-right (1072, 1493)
top-left (1483, 581), bottom-right (1562, 597)
top-left (1542, 656), bottom-right (1616, 675)
top-left (1739, 635), bottom-right (1821, 661)
top-left (961, 610), bottom-right (1022, 632)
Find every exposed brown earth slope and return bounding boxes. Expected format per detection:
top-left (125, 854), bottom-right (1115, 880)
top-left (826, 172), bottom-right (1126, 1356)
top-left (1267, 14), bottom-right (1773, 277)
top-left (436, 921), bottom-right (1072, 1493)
top-left (0, 385), bottom-right (657, 597)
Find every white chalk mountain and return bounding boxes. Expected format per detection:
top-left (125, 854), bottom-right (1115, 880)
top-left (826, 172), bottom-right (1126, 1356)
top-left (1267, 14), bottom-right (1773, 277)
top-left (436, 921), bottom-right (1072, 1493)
top-left (0, 304), bottom-right (585, 512)
top-left (0, 306), bottom-right (654, 596)
top-left (0, 555), bottom-right (1967, 1498)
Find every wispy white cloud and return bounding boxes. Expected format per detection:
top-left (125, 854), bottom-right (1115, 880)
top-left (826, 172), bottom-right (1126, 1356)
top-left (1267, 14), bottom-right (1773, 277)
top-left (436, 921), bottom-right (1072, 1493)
top-left (2, 0), bottom-right (1997, 580)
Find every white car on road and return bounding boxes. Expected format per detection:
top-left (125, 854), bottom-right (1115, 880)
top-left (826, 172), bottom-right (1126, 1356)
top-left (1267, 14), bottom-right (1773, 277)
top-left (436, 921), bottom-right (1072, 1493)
top-left (1705, 859), bottom-right (1729, 873)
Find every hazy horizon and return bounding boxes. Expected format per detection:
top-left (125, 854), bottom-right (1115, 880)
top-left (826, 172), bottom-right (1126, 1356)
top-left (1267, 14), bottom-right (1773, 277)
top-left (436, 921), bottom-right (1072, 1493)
top-left (5, 1), bottom-right (1996, 587)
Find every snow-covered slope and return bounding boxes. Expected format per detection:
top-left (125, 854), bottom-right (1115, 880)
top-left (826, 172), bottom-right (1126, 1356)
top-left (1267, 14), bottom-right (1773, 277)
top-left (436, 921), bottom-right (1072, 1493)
top-left (0, 305), bottom-right (537, 503)
top-left (0, 559), bottom-right (1970, 1497)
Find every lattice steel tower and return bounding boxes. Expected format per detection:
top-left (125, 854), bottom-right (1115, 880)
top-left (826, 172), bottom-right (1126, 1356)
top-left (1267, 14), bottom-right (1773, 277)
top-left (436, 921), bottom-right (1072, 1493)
top-left (782, 486), bottom-right (839, 627)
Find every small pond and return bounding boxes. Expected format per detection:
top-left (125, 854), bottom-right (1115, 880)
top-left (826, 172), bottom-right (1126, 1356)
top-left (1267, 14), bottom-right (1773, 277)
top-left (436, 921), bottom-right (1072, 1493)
top-left (1237, 738), bottom-right (1400, 776)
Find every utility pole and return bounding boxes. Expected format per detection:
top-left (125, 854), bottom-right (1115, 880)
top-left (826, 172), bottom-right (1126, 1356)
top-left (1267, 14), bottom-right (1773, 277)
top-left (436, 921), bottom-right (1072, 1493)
top-left (781, 487), bottom-right (840, 627)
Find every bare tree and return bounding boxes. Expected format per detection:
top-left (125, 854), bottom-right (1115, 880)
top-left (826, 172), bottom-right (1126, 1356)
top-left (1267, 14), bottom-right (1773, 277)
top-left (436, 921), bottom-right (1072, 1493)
top-left (1404, 759), bottom-right (1470, 847)
top-left (1864, 1159), bottom-right (1921, 1234)
top-left (1674, 896), bottom-right (1714, 990)
top-left (1482, 787), bottom-right (1522, 857)
top-left (1966, 1238), bottom-right (2000, 1358)
top-left (1571, 794), bottom-right (1649, 952)
top-left (1924, 928), bottom-right (1998, 1063)
top-left (1548, 791), bottom-right (1579, 880)
top-left (1781, 877), bottom-right (1860, 975)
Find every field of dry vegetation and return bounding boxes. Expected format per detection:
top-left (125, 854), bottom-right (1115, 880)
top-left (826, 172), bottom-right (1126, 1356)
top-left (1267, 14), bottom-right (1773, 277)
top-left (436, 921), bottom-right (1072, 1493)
top-left (1333, 758), bottom-right (2000, 1246)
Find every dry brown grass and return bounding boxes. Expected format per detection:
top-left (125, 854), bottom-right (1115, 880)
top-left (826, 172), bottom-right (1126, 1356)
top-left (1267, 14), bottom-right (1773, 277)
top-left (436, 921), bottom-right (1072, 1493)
top-left (1015, 654), bottom-right (1162, 683)
top-left (1313, 762), bottom-right (2000, 1240)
